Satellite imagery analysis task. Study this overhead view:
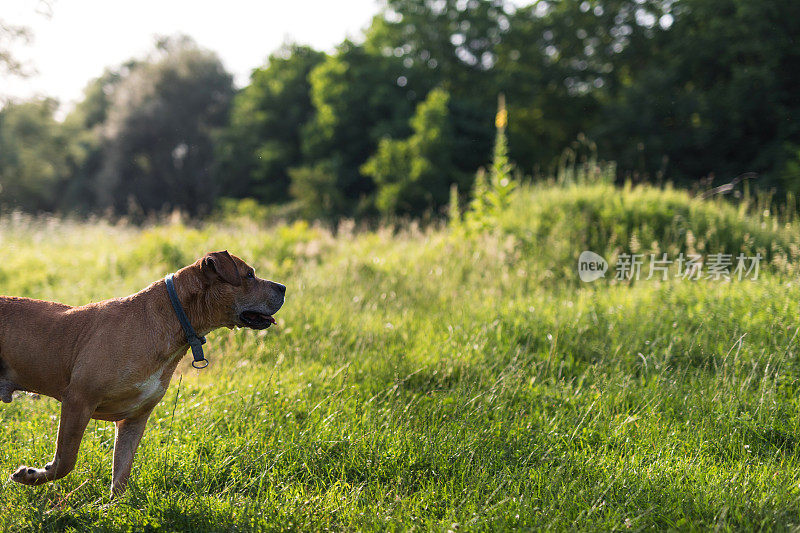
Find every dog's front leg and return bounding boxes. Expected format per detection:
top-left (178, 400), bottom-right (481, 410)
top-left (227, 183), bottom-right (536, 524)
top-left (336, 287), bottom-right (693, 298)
top-left (110, 414), bottom-right (151, 497)
top-left (9, 392), bottom-right (95, 486)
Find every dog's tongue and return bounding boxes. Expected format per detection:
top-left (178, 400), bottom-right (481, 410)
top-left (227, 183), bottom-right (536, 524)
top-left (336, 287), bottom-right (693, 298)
top-left (254, 312), bottom-right (276, 325)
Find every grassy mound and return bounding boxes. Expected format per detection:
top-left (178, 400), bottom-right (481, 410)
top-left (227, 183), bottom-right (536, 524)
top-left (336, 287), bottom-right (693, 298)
top-left (500, 182), bottom-right (800, 279)
top-left (1, 183), bottom-right (800, 530)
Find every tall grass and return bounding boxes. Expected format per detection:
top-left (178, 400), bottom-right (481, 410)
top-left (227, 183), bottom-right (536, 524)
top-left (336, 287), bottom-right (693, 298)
top-left (2, 181), bottom-right (800, 530)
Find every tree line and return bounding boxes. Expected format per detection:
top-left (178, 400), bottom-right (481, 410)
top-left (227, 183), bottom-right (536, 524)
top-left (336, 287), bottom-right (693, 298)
top-left (1, 0), bottom-right (798, 219)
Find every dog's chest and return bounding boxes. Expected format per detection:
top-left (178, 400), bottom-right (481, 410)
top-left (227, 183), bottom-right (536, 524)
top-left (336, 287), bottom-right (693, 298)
top-left (106, 369), bottom-right (169, 413)
top-left (127, 354), bottom-right (181, 407)
top-left (128, 348), bottom-right (187, 404)
top-left (95, 353), bottom-right (182, 420)
top-left (135, 372), bottom-right (166, 402)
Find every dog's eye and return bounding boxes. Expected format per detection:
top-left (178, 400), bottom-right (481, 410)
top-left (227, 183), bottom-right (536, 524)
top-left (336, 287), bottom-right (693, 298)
top-left (247, 271), bottom-right (255, 279)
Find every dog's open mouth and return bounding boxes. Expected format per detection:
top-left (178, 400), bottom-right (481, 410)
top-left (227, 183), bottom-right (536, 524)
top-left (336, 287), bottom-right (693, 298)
top-left (239, 311), bottom-right (276, 329)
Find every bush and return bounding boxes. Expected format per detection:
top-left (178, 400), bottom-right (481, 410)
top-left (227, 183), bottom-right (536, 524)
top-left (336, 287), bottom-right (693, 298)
top-left (361, 88), bottom-right (461, 216)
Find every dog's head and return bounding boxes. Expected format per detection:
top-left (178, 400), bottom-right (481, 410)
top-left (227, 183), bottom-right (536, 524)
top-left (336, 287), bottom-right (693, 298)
top-left (197, 250), bottom-right (285, 330)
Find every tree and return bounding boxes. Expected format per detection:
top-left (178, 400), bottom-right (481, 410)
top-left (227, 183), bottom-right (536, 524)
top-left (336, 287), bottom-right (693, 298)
top-left (365, 0), bottom-right (509, 89)
top-left (93, 36), bottom-right (234, 214)
top-left (365, 0), bottom-right (507, 177)
top-left (362, 88), bottom-right (462, 215)
top-left (0, 99), bottom-right (72, 211)
top-left (56, 68), bottom-right (130, 211)
top-left (296, 40), bottom-right (429, 217)
top-left (0, 20), bottom-right (30, 81)
top-left (492, 0), bottom-right (674, 175)
top-left (215, 44), bottom-right (325, 204)
top-left (594, 0), bottom-right (800, 187)
top-left (1, 2), bottom-right (54, 99)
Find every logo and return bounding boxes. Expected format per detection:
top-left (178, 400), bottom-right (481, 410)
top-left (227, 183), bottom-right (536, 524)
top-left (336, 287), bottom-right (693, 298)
top-left (578, 251), bottom-right (608, 282)
top-left (576, 251), bottom-right (760, 282)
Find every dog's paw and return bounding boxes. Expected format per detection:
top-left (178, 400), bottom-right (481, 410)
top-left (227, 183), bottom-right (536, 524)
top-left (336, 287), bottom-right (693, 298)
top-left (9, 465), bottom-right (50, 485)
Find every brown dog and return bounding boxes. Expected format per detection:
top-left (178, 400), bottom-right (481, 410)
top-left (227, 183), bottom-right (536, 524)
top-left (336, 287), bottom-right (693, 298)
top-left (0, 251), bottom-right (284, 495)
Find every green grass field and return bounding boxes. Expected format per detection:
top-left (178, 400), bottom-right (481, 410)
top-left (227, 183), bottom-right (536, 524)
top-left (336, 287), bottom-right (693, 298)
top-left (3, 182), bottom-right (800, 531)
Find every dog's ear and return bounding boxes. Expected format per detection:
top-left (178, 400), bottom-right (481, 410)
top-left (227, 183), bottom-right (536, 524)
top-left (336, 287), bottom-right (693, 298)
top-left (201, 250), bottom-right (242, 286)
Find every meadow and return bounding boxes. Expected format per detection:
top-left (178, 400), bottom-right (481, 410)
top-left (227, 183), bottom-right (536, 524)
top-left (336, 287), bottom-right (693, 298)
top-left (3, 180), bottom-right (800, 531)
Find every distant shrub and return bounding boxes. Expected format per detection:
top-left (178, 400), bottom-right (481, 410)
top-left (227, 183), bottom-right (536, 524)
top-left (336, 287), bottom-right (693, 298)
top-left (216, 197), bottom-right (272, 223)
top-left (289, 162), bottom-right (344, 220)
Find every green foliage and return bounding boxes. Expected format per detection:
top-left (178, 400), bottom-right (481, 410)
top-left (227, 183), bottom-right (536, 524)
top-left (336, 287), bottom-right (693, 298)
top-left (288, 162), bottom-right (345, 219)
top-left (464, 98), bottom-right (517, 232)
top-left (447, 183), bottom-right (461, 227)
top-left (464, 167), bottom-right (490, 232)
top-left (56, 69), bottom-right (127, 212)
top-left (0, 18), bottom-right (31, 81)
top-left (93, 36), bottom-right (234, 214)
top-left (3, 182), bottom-right (800, 529)
top-left (366, 0), bottom-right (499, 176)
top-left (782, 145), bottom-right (800, 192)
top-left (595, 0), bottom-right (800, 186)
top-left (485, 110), bottom-right (517, 209)
top-left (0, 99), bottom-right (72, 211)
top-left (4, 0), bottom-right (800, 217)
top-left (362, 88), bottom-right (461, 215)
top-left (367, 0), bottom-right (509, 87)
top-left (215, 44), bottom-right (325, 203)
top-left (299, 40), bottom-right (427, 216)
top-left (499, 180), bottom-right (800, 280)
top-left (66, 68), bottom-right (125, 132)
top-left (215, 197), bottom-right (273, 224)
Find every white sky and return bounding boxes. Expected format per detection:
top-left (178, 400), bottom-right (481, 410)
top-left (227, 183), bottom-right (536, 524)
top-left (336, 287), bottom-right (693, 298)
top-left (2, 0), bottom-right (380, 113)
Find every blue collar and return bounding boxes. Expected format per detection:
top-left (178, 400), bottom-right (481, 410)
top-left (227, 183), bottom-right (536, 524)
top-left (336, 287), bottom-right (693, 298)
top-left (164, 273), bottom-right (209, 369)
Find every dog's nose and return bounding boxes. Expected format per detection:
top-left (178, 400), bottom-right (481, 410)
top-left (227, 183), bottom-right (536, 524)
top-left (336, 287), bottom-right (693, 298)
top-left (270, 281), bottom-right (286, 295)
